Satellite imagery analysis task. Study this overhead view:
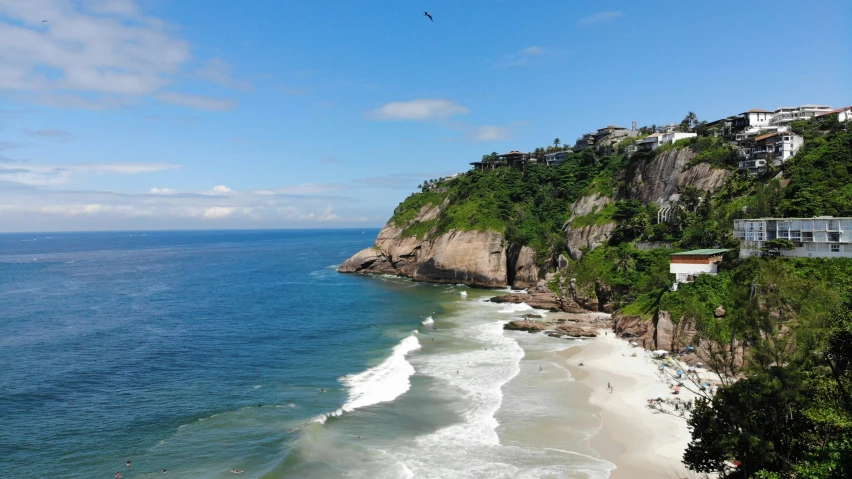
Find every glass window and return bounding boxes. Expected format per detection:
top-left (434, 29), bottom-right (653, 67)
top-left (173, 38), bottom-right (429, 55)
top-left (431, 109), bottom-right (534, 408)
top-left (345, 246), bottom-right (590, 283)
top-left (807, 243), bottom-right (817, 251)
top-left (831, 244), bottom-right (840, 252)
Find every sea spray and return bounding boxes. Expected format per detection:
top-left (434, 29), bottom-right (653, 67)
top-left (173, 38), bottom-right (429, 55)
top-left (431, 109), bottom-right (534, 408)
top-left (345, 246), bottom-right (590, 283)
top-left (340, 335), bottom-right (421, 412)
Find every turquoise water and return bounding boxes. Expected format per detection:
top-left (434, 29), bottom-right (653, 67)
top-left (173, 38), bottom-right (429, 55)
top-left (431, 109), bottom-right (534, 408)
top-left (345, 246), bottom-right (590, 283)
top-left (0, 230), bottom-right (613, 478)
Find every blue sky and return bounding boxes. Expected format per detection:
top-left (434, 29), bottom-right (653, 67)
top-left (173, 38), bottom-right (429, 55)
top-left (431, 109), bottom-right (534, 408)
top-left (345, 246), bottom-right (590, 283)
top-left (1, 0), bottom-right (849, 232)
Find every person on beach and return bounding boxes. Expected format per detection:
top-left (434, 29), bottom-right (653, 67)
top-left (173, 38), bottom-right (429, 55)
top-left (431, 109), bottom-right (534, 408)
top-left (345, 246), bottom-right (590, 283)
top-left (607, 382), bottom-right (611, 390)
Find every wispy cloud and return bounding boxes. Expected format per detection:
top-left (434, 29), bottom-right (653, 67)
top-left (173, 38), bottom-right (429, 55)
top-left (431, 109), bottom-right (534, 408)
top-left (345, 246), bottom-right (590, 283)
top-left (24, 129), bottom-right (74, 142)
top-left (149, 187), bottom-right (175, 194)
top-left (156, 93), bottom-right (237, 111)
top-left (495, 46), bottom-right (556, 68)
top-left (366, 99), bottom-right (470, 121)
top-left (321, 155), bottom-right (342, 164)
top-left (0, 0), bottom-right (237, 110)
top-left (0, 161), bottom-right (179, 186)
top-left (0, 141), bottom-right (25, 150)
top-left (579, 11), bottom-right (624, 25)
top-left (470, 125), bottom-right (513, 142)
top-left (196, 57), bottom-right (251, 91)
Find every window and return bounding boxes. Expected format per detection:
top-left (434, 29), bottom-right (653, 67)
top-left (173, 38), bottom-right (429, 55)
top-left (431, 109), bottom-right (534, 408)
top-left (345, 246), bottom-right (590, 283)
top-left (807, 243), bottom-right (817, 251)
top-left (829, 232), bottom-right (840, 242)
top-left (831, 244), bottom-right (840, 252)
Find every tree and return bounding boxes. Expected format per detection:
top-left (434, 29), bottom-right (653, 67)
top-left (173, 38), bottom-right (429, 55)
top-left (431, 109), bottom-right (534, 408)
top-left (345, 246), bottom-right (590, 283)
top-left (760, 239), bottom-right (795, 257)
top-left (679, 111), bottom-right (699, 132)
top-left (553, 138), bottom-right (561, 149)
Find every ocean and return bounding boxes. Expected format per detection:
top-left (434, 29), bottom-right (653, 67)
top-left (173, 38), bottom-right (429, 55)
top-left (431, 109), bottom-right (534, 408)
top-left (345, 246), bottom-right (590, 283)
top-left (0, 230), bottom-right (614, 478)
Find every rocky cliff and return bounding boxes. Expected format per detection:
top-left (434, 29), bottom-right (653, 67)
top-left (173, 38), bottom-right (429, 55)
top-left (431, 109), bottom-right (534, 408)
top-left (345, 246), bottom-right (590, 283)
top-left (340, 146), bottom-right (731, 289)
top-left (338, 203), bottom-right (538, 288)
top-left (625, 148), bottom-right (730, 207)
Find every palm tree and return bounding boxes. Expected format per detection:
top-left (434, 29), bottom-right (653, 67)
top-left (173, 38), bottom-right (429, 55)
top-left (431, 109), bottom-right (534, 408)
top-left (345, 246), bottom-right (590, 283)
top-left (553, 138), bottom-right (561, 149)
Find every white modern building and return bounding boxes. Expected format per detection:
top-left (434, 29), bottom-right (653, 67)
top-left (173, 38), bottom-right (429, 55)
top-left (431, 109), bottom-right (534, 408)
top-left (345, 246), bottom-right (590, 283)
top-left (733, 217), bottom-right (852, 258)
top-left (636, 131), bottom-right (697, 151)
top-left (669, 249), bottom-right (729, 286)
top-left (733, 108), bottom-right (775, 130)
top-left (738, 132), bottom-right (804, 172)
top-left (769, 105), bottom-right (833, 126)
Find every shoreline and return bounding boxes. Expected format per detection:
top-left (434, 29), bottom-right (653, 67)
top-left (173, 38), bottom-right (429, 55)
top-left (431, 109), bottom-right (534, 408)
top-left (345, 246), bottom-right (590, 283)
top-left (559, 328), bottom-right (695, 479)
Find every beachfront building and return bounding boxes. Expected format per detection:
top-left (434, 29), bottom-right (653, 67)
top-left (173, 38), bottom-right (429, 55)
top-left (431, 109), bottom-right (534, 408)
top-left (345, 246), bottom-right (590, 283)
top-left (769, 105), bottom-right (833, 126)
top-left (733, 217), bottom-right (852, 258)
top-left (544, 150), bottom-right (570, 166)
top-left (669, 249), bottom-right (729, 287)
top-left (636, 131), bottom-right (697, 151)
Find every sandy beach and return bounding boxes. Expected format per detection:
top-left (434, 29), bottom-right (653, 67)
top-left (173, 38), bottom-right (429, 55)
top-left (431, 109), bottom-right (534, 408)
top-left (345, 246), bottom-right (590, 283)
top-left (560, 328), bottom-right (701, 479)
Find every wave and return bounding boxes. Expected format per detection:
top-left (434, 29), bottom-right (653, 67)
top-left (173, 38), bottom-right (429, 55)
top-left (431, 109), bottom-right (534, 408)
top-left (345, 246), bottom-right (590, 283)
top-left (421, 316), bottom-right (434, 326)
top-left (340, 334), bottom-right (421, 412)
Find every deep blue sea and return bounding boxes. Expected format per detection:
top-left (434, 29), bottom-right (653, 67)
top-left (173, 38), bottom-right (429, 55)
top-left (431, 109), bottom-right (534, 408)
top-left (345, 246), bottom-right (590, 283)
top-left (0, 230), bottom-right (613, 479)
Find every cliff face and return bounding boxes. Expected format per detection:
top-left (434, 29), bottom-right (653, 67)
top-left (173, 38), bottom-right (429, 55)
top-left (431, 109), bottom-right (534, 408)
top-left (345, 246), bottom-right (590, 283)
top-left (626, 148), bottom-right (730, 207)
top-left (338, 204), bottom-right (537, 288)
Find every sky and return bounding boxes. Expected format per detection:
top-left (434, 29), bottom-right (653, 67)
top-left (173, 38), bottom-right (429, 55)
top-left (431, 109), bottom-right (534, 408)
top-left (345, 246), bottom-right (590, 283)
top-left (0, 0), bottom-right (849, 232)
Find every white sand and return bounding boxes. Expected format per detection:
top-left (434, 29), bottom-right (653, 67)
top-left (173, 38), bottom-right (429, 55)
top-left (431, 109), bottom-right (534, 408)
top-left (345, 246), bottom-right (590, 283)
top-left (562, 329), bottom-right (703, 479)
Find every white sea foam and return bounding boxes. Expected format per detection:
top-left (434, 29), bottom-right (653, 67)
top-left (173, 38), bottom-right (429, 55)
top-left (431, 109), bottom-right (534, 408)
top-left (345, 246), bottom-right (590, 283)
top-left (421, 316), bottom-right (434, 326)
top-left (340, 335), bottom-right (421, 412)
top-left (497, 303), bottom-right (534, 314)
top-left (373, 300), bottom-right (614, 479)
top-left (459, 291), bottom-right (467, 297)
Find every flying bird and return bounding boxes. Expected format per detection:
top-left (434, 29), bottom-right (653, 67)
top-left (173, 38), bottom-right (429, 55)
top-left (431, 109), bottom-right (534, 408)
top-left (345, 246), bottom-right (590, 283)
top-left (42, 20), bottom-right (48, 23)
top-left (424, 12), bottom-right (433, 22)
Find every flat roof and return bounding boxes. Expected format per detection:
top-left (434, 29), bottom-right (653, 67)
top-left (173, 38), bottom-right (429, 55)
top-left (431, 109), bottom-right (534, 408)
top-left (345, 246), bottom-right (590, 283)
top-left (737, 217), bottom-right (852, 220)
top-left (671, 248), bottom-right (731, 256)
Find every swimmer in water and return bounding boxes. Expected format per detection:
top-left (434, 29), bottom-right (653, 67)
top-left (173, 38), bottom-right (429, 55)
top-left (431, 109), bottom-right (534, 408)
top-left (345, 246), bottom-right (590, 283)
top-left (126, 461), bottom-right (131, 467)
top-left (163, 469), bottom-right (168, 473)
top-left (116, 473), bottom-right (122, 478)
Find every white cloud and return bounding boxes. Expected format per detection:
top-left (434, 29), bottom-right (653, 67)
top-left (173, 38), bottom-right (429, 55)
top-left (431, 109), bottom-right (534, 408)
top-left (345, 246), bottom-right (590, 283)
top-left (579, 11), bottom-right (624, 25)
top-left (366, 99), bottom-right (470, 121)
top-left (211, 185), bottom-right (232, 194)
top-left (0, 0), bottom-right (236, 110)
top-left (40, 203), bottom-right (103, 215)
top-left (470, 125), bottom-right (513, 142)
top-left (149, 187), bottom-right (175, 194)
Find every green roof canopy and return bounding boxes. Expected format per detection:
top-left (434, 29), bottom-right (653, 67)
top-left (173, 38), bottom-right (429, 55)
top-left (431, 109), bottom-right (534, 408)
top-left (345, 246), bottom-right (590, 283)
top-left (671, 248), bottom-right (731, 256)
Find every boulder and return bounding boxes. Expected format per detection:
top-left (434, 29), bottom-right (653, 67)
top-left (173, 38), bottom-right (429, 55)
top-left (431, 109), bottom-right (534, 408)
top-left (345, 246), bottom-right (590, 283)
top-left (715, 306), bottom-right (726, 317)
top-left (655, 310), bottom-right (675, 351)
top-left (504, 321), bottom-right (547, 333)
top-left (554, 324), bottom-right (597, 337)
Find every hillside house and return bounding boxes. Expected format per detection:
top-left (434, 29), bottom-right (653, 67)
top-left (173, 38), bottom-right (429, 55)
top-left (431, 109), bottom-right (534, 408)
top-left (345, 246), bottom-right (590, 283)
top-left (636, 131), bottom-right (697, 151)
top-left (669, 249), bottom-right (729, 287)
top-left (816, 106), bottom-right (852, 123)
top-left (769, 104), bottom-right (833, 126)
top-left (732, 108), bottom-right (774, 130)
top-left (750, 132), bottom-right (803, 164)
top-left (574, 133), bottom-right (596, 151)
top-left (544, 150), bottom-right (570, 166)
top-left (734, 217), bottom-right (852, 258)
